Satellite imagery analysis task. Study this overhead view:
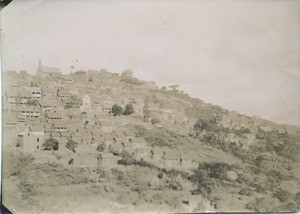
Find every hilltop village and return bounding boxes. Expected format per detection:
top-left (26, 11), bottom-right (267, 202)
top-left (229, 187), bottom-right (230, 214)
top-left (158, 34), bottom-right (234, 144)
top-left (2, 61), bottom-right (300, 212)
top-left (3, 60), bottom-right (194, 168)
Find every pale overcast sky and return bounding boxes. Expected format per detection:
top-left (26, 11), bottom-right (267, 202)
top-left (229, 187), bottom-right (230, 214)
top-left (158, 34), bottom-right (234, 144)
top-left (1, 0), bottom-right (300, 125)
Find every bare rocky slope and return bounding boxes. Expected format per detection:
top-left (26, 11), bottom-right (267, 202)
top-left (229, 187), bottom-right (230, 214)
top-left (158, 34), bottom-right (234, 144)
top-left (2, 70), bottom-right (300, 213)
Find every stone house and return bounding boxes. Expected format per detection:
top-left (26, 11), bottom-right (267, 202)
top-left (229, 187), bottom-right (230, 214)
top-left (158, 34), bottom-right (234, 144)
top-left (46, 112), bottom-right (62, 120)
top-left (39, 99), bottom-right (62, 113)
top-left (57, 88), bottom-right (71, 102)
top-left (63, 76), bottom-right (74, 85)
top-left (16, 106), bottom-right (40, 118)
top-left (40, 81), bottom-right (62, 99)
top-left (4, 88), bottom-right (33, 109)
top-left (133, 147), bottom-right (150, 161)
top-left (21, 86), bottom-right (42, 99)
top-left (42, 88), bottom-right (57, 100)
top-left (51, 122), bottom-right (67, 132)
top-left (164, 154), bottom-right (180, 169)
top-left (3, 114), bottom-right (18, 129)
top-left (18, 127), bottom-right (44, 153)
top-left (101, 101), bottom-right (113, 113)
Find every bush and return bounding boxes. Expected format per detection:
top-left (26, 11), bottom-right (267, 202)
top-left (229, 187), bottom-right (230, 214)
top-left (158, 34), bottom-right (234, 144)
top-left (122, 103), bottom-right (134, 115)
top-left (43, 138), bottom-right (59, 151)
top-left (151, 118), bottom-right (160, 125)
top-left (273, 189), bottom-right (293, 203)
top-left (111, 104), bottom-right (123, 116)
top-left (66, 138), bottom-right (78, 153)
top-left (96, 143), bottom-right (106, 152)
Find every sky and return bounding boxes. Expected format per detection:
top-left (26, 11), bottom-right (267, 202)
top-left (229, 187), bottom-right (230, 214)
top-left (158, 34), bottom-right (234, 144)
top-left (1, 0), bottom-right (300, 125)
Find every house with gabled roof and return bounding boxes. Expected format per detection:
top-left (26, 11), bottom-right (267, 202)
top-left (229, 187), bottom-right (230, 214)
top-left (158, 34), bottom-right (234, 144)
top-left (18, 127), bottom-right (44, 153)
top-left (57, 88), bottom-right (71, 101)
top-left (41, 87), bottom-right (57, 100)
top-left (39, 99), bottom-right (62, 113)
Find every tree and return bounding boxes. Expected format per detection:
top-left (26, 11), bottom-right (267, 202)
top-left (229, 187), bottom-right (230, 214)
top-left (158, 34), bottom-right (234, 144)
top-left (111, 104), bottom-right (123, 116)
top-left (43, 138), bottom-right (59, 154)
top-left (122, 103), bottom-right (134, 115)
top-left (66, 138), bottom-right (78, 153)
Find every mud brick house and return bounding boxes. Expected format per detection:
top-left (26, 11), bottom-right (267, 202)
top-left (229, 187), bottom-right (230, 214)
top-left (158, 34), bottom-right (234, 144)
top-left (16, 113), bottom-right (26, 124)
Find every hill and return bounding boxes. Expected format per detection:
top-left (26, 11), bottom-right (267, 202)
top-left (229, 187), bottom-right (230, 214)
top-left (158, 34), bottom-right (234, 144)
top-left (2, 69), bottom-right (300, 212)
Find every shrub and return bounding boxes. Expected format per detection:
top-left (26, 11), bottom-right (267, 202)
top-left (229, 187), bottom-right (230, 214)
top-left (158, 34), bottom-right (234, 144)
top-left (96, 143), bottom-right (106, 152)
top-left (111, 104), bottom-right (123, 116)
top-left (43, 138), bottom-right (59, 151)
top-left (122, 103), bottom-right (135, 115)
top-left (273, 189), bottom-right (292, 203)
top-left (151, 118), bottom-right (160, 125)
top-left (66, 138), bottom-right (78, 153)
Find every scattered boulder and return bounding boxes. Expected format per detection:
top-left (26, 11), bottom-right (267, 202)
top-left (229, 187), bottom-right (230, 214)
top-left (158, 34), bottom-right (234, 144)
top-left (226, 171), bottom-right (238, 181)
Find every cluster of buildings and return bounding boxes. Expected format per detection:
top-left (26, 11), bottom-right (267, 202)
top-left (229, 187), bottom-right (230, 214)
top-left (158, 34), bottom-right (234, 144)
top-left (3, 60), bottom-right (196, 171)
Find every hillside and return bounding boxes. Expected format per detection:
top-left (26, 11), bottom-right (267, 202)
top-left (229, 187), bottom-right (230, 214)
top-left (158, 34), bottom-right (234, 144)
top-left (2, 69), bottom-right (300, 213)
